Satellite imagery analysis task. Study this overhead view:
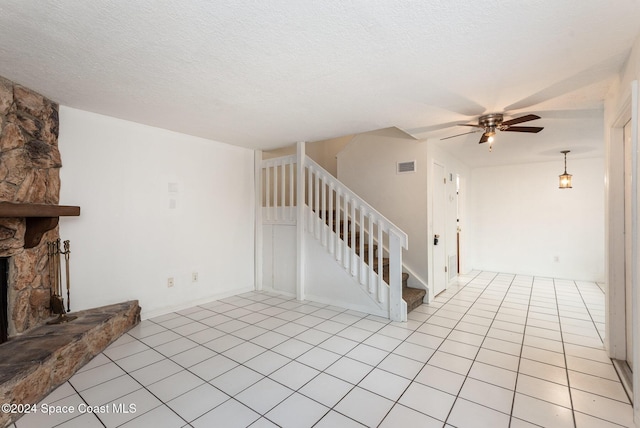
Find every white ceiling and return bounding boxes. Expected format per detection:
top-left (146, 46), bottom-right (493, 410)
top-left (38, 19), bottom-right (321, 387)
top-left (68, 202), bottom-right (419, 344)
top-left (1, 1), bottom-right (639, 167)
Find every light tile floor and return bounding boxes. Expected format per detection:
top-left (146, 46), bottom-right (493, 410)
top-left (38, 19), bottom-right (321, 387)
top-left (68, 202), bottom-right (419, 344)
top-left (12, 271), bottom-right (635, 428)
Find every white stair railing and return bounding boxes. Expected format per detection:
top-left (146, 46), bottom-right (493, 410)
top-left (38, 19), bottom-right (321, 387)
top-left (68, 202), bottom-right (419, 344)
top-left (305, 158), bottom-right (408, 321)
top-left (259, 154), bottom-right (408, 321)
top-left (261, 154), bottom-right (296, 224)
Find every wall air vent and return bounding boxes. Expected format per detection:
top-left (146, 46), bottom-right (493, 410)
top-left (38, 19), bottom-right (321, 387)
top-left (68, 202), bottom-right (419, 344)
top-left (397, 160), bottom-right (416, 174)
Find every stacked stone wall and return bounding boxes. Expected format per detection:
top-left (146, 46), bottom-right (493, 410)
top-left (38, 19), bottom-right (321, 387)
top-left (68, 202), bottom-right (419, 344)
top-left (0, 76), bottom-right (61, 335)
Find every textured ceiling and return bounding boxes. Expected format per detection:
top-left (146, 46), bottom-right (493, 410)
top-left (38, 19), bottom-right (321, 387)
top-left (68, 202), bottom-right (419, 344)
top-left (0, 1), bottom-right (639, 166)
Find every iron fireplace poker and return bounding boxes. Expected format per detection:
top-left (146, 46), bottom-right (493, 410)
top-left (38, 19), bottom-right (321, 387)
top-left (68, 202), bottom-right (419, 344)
top-left (47, 239), bottom-right (77, 324)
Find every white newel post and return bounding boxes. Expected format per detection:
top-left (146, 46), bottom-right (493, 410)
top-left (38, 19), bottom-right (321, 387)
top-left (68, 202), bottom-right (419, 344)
top-left (389, 229), bottom-right (404, 322)
top-left (254, 150), bottom-right (263, 291)
top-left (296, 142), bottom-right (306, 301)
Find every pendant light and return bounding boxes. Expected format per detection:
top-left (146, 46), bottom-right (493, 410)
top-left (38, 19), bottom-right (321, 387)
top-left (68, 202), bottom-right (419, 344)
top-left (559, 150), bottom-right (572, 189)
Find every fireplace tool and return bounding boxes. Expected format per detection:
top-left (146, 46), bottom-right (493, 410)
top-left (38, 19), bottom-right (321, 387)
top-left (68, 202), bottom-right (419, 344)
top-left (47, 239), bottom-right (77, 324)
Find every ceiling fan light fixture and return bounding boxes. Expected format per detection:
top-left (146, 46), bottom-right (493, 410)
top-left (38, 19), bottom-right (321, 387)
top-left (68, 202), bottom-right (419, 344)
top-left (559, 150), bottom-right (572, 189)
top-left (440, 113), bottom-right (544, 148)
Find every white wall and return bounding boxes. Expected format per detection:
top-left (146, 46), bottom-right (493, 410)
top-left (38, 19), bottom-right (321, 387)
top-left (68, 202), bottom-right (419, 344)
top-left (304, 229), bottom-right (388, 317)
top-left (305, 135), bottom-right (353, 177)
top-left (469, 157), bottom-right (605, 281)
top-left (58, 107), bottom-right (255, 318)
top-left (337, 128), bottom-right (429, 288)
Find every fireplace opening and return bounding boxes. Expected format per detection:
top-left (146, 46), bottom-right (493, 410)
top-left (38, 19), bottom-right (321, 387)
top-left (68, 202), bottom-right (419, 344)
top-left (1, 257), bottom-right (8, 344)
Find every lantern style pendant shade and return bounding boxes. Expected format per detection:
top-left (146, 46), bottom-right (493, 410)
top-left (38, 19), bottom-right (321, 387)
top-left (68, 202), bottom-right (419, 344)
top-left (559, 172), bottom-right (572, 188)
top-left (559, 150), bottom-right (572, 189)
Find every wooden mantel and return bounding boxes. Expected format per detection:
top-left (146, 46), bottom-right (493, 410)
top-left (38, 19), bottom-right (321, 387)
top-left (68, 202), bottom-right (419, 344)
top-left (0, 202), bottom-right (81, 248)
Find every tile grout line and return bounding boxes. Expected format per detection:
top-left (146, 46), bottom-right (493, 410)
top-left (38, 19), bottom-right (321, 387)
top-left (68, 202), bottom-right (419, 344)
top-left (486, 277), bottom-right (533, 426)
top-left (441, 273), bottom-right (522, 427)
top-left (26, 273), bottom-right (632, 428)
top-left (142, 292), bottom-right (379, 426)
top-left (102, 294), bottom-right (293, 425)
top-left (570, 280), bottom-right (605, 346)
top-left (552, 277), bottom-right (578, 428)
top-left (374, 271), bottom-right (501, 423)
top-left (93, 284), bottom-right (577, 427)
top-left (373, 270), bottom-right (489, 426)
top-left (100, 352), bottom-right (191, 428)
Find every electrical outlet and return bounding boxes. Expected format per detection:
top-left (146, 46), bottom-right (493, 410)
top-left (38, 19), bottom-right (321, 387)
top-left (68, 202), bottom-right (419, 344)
top-left (192, 272), bottom-right (198, 282)
top-left (167, 277), bottom-right (174, 288)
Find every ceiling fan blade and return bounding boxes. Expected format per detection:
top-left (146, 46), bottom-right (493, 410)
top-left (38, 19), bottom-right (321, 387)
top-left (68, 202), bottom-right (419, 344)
top-left (459, 124), bottom-right (485, 128)
top-left (501, 114), bottom-right (541, 127)
top-left (440, 129), bottom-right (484, 140)
top-left (502, 126), bottom-right (544, 133)
top-left (406, 121), bottom-right (463, 135)
top-left (478, 134), bottom-right (489, 144)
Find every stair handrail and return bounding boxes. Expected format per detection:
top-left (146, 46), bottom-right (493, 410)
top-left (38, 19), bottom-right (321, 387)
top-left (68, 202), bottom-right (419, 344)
top-left (261, 154), bottom-right (296, 168)
top-left (305, 157), bottom-right (408, 249)
top-left (305, 157), bottom-right (408, 321)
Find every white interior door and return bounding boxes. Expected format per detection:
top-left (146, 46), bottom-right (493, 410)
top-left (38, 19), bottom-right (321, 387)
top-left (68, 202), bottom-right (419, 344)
top-left (433, 162), bottom-right (447, 296)
top-left (624, 119), bottom-right (634, 371)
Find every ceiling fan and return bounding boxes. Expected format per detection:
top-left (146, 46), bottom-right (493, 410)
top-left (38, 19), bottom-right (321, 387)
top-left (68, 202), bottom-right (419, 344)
top-left (441, 113), bottom-right (543, 150)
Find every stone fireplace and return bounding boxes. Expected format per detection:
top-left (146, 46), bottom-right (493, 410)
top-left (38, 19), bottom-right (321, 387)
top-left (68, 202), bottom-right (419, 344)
top-left (0, 76), bottom-right (63, 341)
top-left (0, 76), bottom-right (141, 427)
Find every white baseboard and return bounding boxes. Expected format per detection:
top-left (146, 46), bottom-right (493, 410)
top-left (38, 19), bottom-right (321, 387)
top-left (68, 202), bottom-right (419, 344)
top-left (260, 287), bottom-right (297, 299)
top-left (140, 286), bottom-right (255, 320)
top-left (303, 293), bottom-right (389, 318)
top-left (261, 287), bottom-right (388, 318)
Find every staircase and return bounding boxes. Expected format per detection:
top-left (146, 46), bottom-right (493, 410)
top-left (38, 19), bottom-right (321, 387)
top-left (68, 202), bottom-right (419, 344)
top-left (331, 215), bottom-right (426, 314)
top-left (260, 149), bottom-right (426, 321)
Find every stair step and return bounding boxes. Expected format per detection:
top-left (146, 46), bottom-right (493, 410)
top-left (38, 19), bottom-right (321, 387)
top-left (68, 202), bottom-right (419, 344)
top-left (387, 272), bottom-right (426, 313)
top-left (382, 271), bottom-right (408, 286)
top-left (402, 286), bottom-right (426, 313)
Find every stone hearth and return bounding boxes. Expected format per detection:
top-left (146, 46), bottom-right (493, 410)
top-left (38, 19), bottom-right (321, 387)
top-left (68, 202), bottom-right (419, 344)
top-left (0, 300), bottom-right (140, 427)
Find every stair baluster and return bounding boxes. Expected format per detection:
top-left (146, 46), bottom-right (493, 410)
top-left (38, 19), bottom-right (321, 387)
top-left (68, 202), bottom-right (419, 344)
top-left (265, 162), bottom-right (271, 222)
top-left (377, 219), bottom-right (384, 303)
top-left (350, 200), bottom-right (356, 276)
top-left (335, 188), bottom-right (342, 262)
top-left (343, 195), bottom-right (349, 270)
top-left (359, 207), bottom-right (365, 285)
top-left (289, 160), bottom-right (295, 221)
top-left (307, 166), bottom-right (313, 232)
top-left (368, 213), bottom-right (374, 294)
top-left (321, 176), bottom-right (327, 247)
top-left (278, 160), bottom-right (283, 221)
top-left (328, 183), bottom-right (335, 254)
top-left (274, 163), bottom-right (279, 222)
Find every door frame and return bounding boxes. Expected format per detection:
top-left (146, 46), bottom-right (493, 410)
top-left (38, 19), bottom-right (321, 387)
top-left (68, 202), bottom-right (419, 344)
top-left (606, 80), bottom-right (639, 420)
